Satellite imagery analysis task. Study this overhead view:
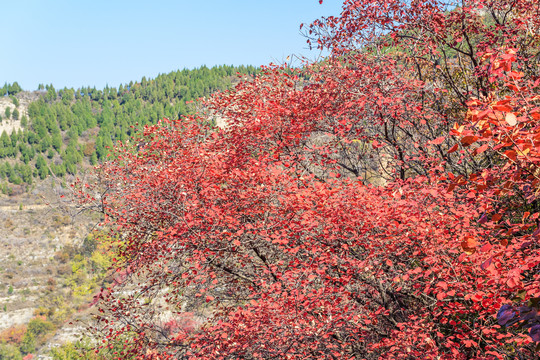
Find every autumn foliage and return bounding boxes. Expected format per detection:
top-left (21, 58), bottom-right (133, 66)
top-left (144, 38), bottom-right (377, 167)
top-left (0, 325), bottom-right (27, 345)
top-left (82, 0), bottom-right (540, 358)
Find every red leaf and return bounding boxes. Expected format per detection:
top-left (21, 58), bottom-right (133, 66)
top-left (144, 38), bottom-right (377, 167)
top-left (429, 136), bottom-right (445, 145)
top-left (480, 243), bottom-right (492, 253)
top-left (461, 136), bottom-right (478, 146)
top-left (480, 257), bottom-right (493, 271)
top-left (436, 281), bottom-right (448, 291)
top-left (447, 144), bottom-right (459, 154)
top-left (503, 150), bottom-right (517, 161)
top-left (473, 144), bottom-right (489, 155)
top-left (372, 139), bottom-right (384, 149)
top-left (493, 104), bottom-right (513, 112)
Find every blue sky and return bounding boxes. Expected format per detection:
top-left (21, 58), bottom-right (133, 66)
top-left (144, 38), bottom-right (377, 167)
top-left (1, 0), bottom-right (343, 91)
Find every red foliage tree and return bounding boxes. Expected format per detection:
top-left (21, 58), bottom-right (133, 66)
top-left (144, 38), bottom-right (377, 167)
top-left (82, 0), bottom-right (540, 358)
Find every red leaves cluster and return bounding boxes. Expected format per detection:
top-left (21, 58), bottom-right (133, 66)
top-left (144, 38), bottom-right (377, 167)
top-left (0, 325), bottom-right (27, 345)
top-left (82, 0), bottom-right (540, 358)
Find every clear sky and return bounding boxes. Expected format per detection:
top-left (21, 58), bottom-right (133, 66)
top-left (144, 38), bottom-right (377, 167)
top-left (0, 0), bottom-right (343, 91)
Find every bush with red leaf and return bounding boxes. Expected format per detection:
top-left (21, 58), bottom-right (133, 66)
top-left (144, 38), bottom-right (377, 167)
top-left (81, 0), bottom-right (540, 358)
top-left (0, 325), bottom-right (27, 345)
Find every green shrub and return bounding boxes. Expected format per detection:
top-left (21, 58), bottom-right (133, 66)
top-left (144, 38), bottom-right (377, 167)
top-left (50, 339), bottom-right (103, 359)
top-left (0, 343), bottom-right (22, 360)
top-left (27, 316), bottom-right (55, 338)
top-left (19, 331), bottom-right (35, 355)
top-left (10, 96), bottom-right (19, 107)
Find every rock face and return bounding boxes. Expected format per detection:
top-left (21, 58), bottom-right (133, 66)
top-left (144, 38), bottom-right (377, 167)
top-left (0, 308), bottom-right (34, 330)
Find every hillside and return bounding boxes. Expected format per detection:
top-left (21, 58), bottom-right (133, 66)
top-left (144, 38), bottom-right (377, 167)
top-left (0, 65), bottom-right (257, 358)
top-left (0, 65), bottom-right (257, 195)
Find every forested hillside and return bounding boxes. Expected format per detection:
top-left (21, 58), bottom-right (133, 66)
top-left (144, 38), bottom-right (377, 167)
top-left (0, 65), bottom-right (257, 193)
